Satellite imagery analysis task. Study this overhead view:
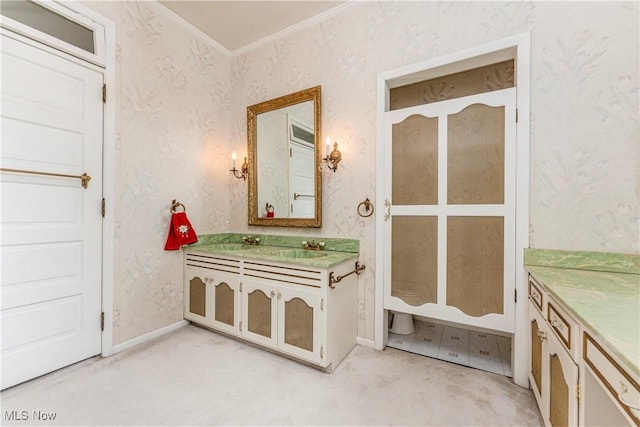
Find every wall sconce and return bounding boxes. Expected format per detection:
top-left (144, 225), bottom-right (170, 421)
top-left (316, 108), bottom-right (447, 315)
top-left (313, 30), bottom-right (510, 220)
top-left (323, 137), bottom-right (342, 172)
top-left (230, 151), bottom-right (248, 180)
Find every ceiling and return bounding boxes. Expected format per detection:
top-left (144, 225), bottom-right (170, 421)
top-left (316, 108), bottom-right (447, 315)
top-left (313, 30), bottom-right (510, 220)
top-left (158, 1), bottom-right (346, 52)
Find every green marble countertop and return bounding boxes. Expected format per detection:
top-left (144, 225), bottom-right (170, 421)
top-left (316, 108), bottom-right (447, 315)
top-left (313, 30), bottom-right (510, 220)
top-left (525, 249), bottom-right (640, 377)
top-left (185, 233), bottom-right (359, 269)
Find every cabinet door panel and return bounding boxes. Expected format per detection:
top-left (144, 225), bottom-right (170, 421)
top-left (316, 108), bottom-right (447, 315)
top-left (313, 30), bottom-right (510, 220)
top-left (529, 301), bottom-right (545, 405)
top-left (184, 269), bottom-right (214, 327)
top-left (211, 273), bottom-right (240, 336)
top-left (278, 286), bottom-right (322, 363)
top-left (550, 354), bottom-right (569, 427)
top-left (547, 331), bottom-right (579, 427)
top-left (284, 297), bottom-right (314, 351)
top-left (190, 276), bottom-right (207, 318)
top-left (215, 282), bottom-right (234, 325)
top-left (242, 281), bottom-right (277, 349)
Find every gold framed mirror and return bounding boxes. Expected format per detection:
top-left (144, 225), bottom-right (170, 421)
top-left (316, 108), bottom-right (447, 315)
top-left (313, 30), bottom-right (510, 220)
top-left (247, 86), bottom-right (322, 228)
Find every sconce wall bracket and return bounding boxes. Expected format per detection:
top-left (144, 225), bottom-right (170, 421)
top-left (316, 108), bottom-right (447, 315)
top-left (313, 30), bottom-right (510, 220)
top-left (323, 142), bottom-right (342, 172)
top-left (231, 157), bottom-right (248, 180)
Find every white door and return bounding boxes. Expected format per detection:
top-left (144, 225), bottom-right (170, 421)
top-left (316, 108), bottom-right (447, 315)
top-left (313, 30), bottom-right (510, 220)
top-left (383, 88), bottom-right (517, 333)
top-left (289, 142), bottom-right (315, 218)
top-left (1, 34), bottom-right (104, 389)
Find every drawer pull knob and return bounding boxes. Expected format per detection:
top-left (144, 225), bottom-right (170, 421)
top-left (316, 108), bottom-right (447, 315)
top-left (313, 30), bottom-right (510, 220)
top-left (618, 383), bottom-right (640, 411)
top-left (551, 319), bottom-right (564, 331)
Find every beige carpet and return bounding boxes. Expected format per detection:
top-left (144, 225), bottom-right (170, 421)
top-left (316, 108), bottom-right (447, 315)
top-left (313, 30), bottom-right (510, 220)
top-left (1, 324), bottom-right (542, 426)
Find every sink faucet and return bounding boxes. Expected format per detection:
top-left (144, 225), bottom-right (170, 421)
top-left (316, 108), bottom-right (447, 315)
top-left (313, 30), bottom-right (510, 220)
top-left (242, 236), bottom-right (260, 245)
top-left (302, 240), bottom-right (325, 250)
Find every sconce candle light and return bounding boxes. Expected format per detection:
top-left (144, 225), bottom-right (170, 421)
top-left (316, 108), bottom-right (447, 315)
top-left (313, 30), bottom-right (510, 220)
top-left (323, 136), bottom-right (342, 172)
top-left (230, 151), bottom-right (248, 180)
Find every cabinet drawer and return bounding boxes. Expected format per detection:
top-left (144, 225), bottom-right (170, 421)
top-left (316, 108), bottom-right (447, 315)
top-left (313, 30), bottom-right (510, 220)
top-left (583, 333), bottom-right (640, 425)
top-left (528, 277), bottom-right (543, 312)
top-left (547, 301), bottom-right (578, 357)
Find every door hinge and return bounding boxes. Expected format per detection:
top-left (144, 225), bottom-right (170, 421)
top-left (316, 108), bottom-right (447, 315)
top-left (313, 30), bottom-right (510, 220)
top-left (320, 346), bottom-right (324, 359)
top-left (516, 108), bottom-right (518, 123)
top-left (100, 312), bottom-right (105, 331)
top-left (576, 383), bottom-right (580, 403)
top-left (239, 282), bottom-right (243, 292)
top-left (515, 289), bottom-right (518, 303)
top-left (239, 321), bottom-right (242, 332)
top-left (102, 84), bottom-right (107, 103)
top-left (321, 298), bottom-right (324, 311)
top-left (290, 148), bottom-right (292, 157)
top-left (101, 198), bottom-right (106, 217)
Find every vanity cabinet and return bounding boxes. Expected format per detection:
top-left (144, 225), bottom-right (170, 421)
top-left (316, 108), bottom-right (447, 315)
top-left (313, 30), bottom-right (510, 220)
top-left (528, 274), bottom-right (639, 427)
top-left (184, 250), bottom-right (358, 372)
top-left (528, 277), bottom-right (580, 427)
top-left (184, 254), bottom-right (241, 336)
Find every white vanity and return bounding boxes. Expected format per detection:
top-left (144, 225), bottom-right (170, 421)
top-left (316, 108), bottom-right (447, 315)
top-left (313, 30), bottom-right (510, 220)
top-left (183, 235), bottom-right (361, 372)
top-left (526, 249), bottom-right (639, 427)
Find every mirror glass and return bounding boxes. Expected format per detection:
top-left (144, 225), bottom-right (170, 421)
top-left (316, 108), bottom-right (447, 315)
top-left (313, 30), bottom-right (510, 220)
top-left (247, 86), bottom-right (322, 227)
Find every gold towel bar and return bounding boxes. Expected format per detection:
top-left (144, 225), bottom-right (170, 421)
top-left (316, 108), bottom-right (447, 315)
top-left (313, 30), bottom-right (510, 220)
top-left (329, 261), bottom-right (366, 289)
top-left (0, 167), bottom-right (91, 189)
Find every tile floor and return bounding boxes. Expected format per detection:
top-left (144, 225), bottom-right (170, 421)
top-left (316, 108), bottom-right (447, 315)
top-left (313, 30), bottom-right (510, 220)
top-left (387, 319), bottom-right (513, 377)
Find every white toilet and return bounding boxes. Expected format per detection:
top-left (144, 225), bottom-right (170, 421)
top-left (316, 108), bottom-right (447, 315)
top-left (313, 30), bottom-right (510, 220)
top-left (388, 311), bottom-right (415, 335)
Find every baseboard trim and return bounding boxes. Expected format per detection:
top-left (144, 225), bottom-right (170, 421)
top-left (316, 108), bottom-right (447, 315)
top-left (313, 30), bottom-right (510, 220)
top-left (111, 320), bottom-right (189, 355)
top-left (356, 337), bottom-right (375, 348)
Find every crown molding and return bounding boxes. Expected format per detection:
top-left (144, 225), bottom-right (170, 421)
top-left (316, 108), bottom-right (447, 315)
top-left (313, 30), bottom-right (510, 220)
top-left (152, 0), bottom-right (232, 58)
top-left (231, 1), bottom-right (363, 57)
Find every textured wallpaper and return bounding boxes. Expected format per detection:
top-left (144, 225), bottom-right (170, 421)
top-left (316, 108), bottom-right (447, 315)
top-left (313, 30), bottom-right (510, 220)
top-left (84, 1), bottom-right (638, 344)
top-left (230, 1), bottom-right (639, 340)
top-left (84, 1), bottom-right (232, 344)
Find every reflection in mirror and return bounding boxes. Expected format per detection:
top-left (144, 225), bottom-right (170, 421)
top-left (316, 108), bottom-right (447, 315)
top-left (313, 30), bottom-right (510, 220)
top-left (247, 86), bottom-right (321, 228)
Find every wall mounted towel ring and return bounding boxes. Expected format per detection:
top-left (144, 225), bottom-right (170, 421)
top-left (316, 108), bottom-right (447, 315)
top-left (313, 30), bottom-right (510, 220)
top-left (170, 199), bottom-right (186, 213)
top-left (165, 199), bottom-right (197, 250)
top-left (357, 198), bottom-right (374, 218)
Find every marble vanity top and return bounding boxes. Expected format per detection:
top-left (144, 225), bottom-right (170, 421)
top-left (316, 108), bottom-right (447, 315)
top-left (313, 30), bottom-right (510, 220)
top-left (186, 233), bottom-right (359, 269)
top-left (525, 249), bottom-right (640, 376)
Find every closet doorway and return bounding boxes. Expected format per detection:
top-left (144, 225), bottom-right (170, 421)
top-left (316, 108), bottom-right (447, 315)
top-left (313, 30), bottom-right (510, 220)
top-left (375, 34), bottom-right (530, 387)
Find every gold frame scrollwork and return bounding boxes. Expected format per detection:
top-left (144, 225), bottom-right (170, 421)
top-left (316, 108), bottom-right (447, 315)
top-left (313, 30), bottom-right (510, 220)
top-left (247, 86), bottom-right (322, 228)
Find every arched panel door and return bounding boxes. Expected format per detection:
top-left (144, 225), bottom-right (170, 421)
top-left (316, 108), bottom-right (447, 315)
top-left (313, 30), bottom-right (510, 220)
top-left (277, 287), bottom-right (322, 364)
top-left (383, 88), bottom-right (517, 333)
